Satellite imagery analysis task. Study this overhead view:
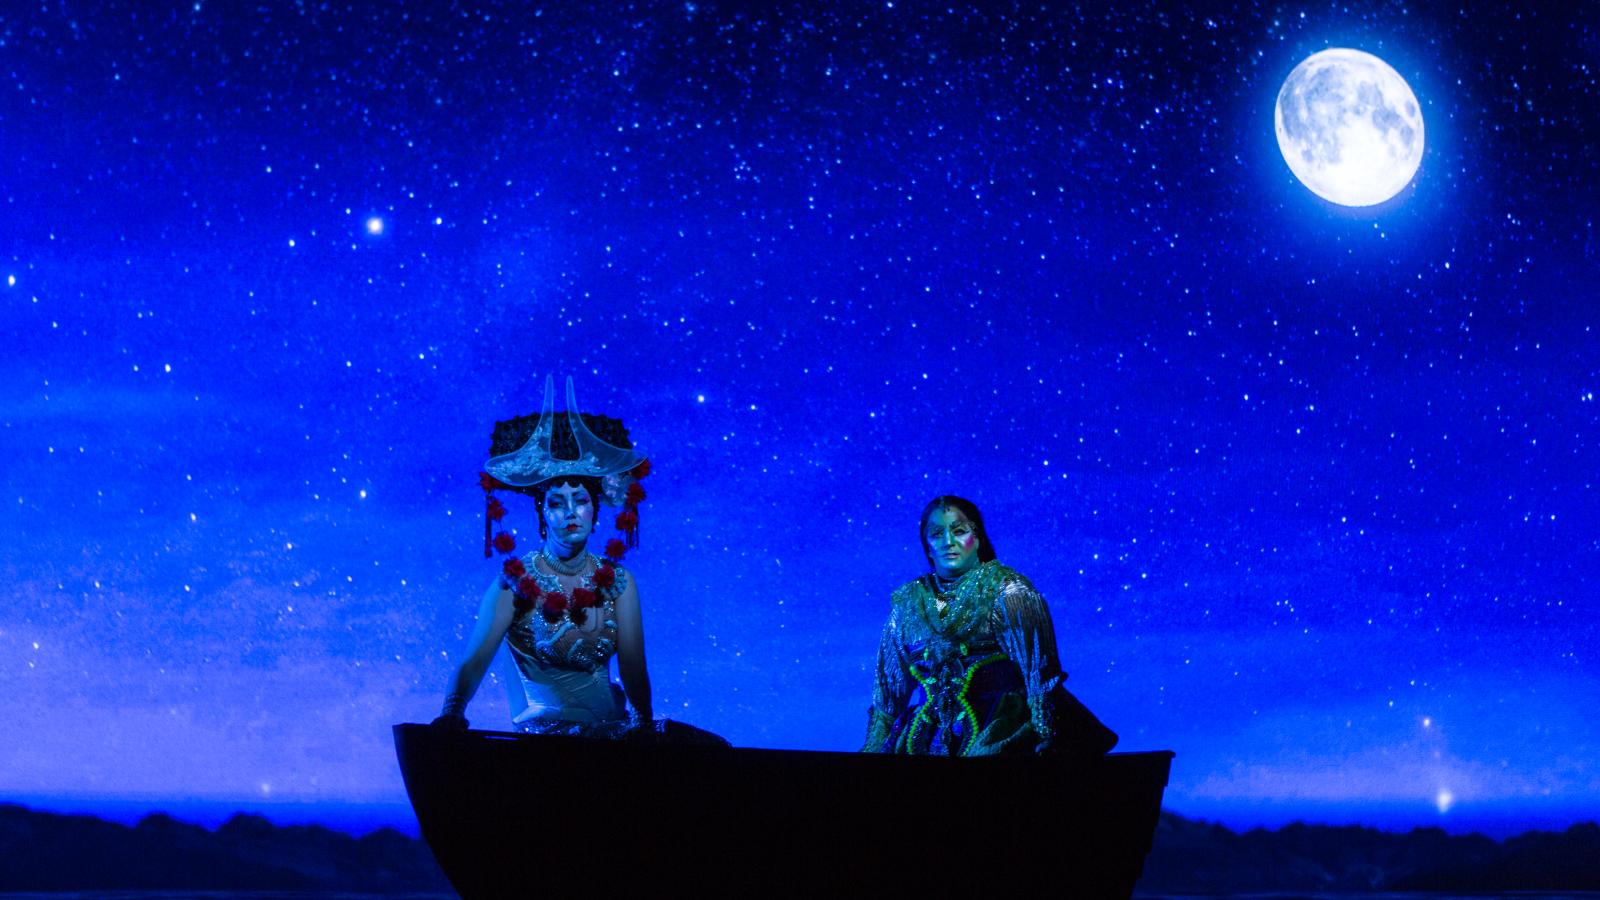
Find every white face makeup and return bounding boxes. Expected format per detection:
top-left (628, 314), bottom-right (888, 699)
top-left (542, 482), bottom-right (595, 556)
top-left (925, 507), bottom-right (981, 578)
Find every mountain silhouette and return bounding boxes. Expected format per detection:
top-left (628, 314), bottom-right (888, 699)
top-left (3, 802), bottom-right (1597, 893)
top-left (1138, 811), bottom-right (1600, 893)
top-left (0, 803), bottom-right (450, 893)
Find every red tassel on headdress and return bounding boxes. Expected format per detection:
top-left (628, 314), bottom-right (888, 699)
top-left (617, 464), bottom-right (648, 549)
top-left (615, 508), bottom-right (639, 548)
top-left (478, 473), bottom-right (505, 559)
top-left (484, 492), bottom-right (493, 559)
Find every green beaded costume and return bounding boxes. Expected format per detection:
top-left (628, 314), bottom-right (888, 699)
top-left (863, 560), bottom-right (1114, 757)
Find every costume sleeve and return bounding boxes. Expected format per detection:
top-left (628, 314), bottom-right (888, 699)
top-left (862, 604), bottom-right (912, 752)
top-left (994, 577), bottom-right (1065, 748)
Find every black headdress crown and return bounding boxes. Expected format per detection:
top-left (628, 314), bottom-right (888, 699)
top-left (479, 376), bottom-right (651, 559)
top-left (484, 376), bottom-right (643, 487)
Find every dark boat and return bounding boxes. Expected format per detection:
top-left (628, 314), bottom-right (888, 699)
top-left (394, 722), bottom-right (1172, 899)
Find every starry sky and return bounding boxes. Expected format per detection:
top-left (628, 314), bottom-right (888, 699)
top-left (3, 1), bottom-right (1596, 838)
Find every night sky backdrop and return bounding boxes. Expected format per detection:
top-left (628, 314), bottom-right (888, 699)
top-left (4, 1), bottom-right (1596, 838)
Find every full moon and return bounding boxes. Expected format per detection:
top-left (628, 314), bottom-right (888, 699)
top-left (1275, 48), bottom-right (1424, 207)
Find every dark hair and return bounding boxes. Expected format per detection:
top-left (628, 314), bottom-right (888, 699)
top-left (490, 412), bottom-right (631, 537)
top-left (918, 495), bottom-right (998, 571)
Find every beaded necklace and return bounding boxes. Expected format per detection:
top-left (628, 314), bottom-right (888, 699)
top-left (505, 550), bottom-right (619, 627)
top-left (540, 549), bottom-right (589, 576)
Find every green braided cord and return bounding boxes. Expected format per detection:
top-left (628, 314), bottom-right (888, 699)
top-left (904, 651), bottom-right (1006, 754)
top-left (956, 653), bottom-right (1007, 745)
top-left (904, 658), bottom-right (938, 751)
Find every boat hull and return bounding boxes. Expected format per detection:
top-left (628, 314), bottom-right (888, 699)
top-left (394, 723), bottom-right (1171, 898)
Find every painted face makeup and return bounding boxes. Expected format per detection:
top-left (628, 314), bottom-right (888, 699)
top-left (542, 482), bottom-right (595, 554)
top-left (925, 507), bottom-right (980, 578)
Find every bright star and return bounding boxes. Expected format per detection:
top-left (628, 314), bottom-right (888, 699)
top-left (366, 217), bottom-right (384, 235)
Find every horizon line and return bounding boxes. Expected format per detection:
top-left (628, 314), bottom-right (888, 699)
top-left (7, 795), bottom-right (1596, 842)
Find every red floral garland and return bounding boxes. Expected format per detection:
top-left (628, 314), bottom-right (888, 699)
top-left (507, 564), bottom-right (613, 626)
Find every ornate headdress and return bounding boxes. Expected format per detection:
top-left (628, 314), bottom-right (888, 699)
top-left (478, 376), bottom-right (651, 560)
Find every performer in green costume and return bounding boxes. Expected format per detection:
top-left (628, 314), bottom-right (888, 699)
top-left (863, 496), bottom-right (1117, 757)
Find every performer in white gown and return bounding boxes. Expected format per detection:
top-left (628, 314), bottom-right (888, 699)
top-left (433, 376), bottom-right (653, 736)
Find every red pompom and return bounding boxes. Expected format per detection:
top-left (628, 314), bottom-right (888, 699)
top-left (492, 532), bottom-right (516, 554)
top-left (615, 509), bottom-right (638, 531)
top-left (631, 459), bottom-right (652, 479)
top-left (502, 557), bottom-right (526, 579)
top-left (479, 472), bottom-right (505, 492)
top-left (512, 594), bottom-right (534, 613)
top-left (486, 496), bottom-right (507, 521)
top-left (569, 606), bottom-right (588, 626)
top-left (625, 482), bottom-right (646, 504)
top-left (571, 587), bottom-right (596, 609)
top-left (542, 605), bottom-right (564, 623)
top-left (517, 576), bottom-right (541, 599)
top-left (592, 565), bottom-right (616, 589)
top-left (543, 591), bottom-right (569, 613)
top-left (604, 538), bottom-right (628, 561)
